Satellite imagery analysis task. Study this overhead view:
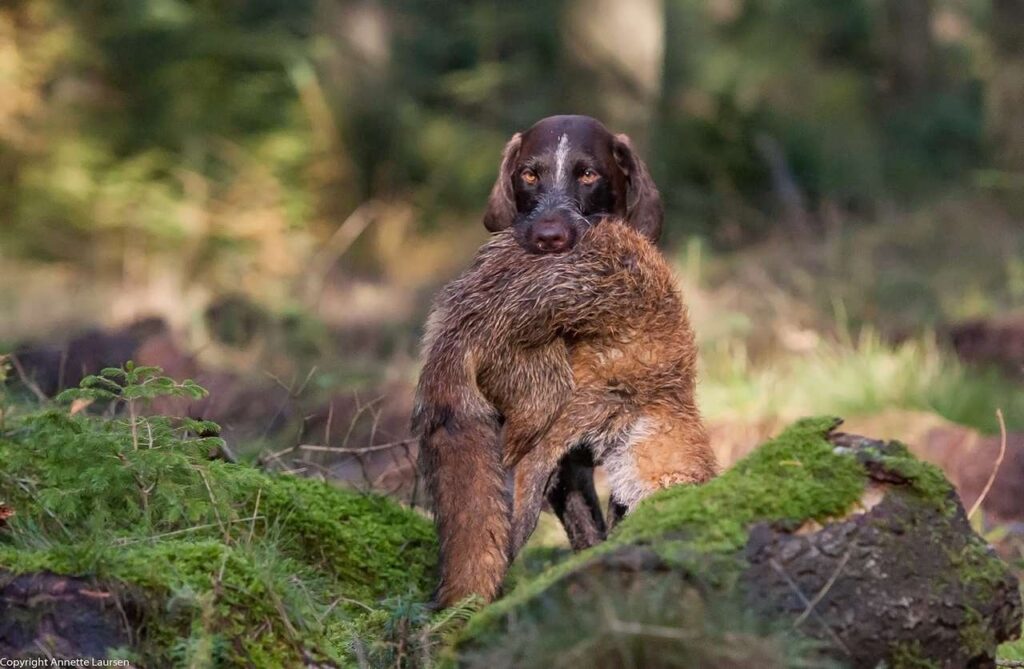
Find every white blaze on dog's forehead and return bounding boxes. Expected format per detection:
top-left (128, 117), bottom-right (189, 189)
top-left (554, 133), bottom-right (570, 186)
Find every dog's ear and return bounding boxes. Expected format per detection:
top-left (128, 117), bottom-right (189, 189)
top-left (483, 133), bottom-right (522, 232)
top-left (613, 133), bottom-right (663, 243)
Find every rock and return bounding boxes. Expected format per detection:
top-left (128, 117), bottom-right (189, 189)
top-left (948, 314), bottom-right (1024, 380)
top-left (460, 417), bottom-right (1022, 668)
top-left (10, 317), bottom-right (168, 397)
top-left (0, 572), bottom-right (142, 660)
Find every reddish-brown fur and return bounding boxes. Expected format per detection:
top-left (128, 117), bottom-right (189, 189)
top-left (412, 218), bottom-right (716, 607)
top-left (482, 115), bottom-right (666, 555)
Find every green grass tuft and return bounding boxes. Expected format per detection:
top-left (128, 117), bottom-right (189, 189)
top-left (699, 330), bottom-right (1024, 434)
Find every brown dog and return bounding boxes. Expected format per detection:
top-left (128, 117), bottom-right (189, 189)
top-left (479, 115), bottom-right (665, 554)
top-left (413, 218), bottom-right (716, 607)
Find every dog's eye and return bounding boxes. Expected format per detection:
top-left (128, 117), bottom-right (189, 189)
top-left (521, 169), bottom-right (538, 185)
top-left (579, 169), bottom-right (600, 185)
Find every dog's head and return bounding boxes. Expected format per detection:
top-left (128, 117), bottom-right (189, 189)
top-left (483, 115), bottom-right (662, 254)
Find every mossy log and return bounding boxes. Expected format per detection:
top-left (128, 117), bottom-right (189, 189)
top-left (0, 395), bottom-right (438, 666)
top-left (3, 415), bottom-right (1022, 667)
top-left (460, 418), bottom-right (1023, 668)
top-left (0, 468), bottom-right (437, 666)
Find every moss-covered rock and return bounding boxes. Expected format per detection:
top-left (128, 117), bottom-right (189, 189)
top-left (459, 417), bottom-right (1022, 668)
top-left (0, 399), bottom-right (436, 666)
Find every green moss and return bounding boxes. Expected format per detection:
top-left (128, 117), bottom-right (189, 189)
top-left (0, 471), bottom-right (436, 665)
top-left (3, 541), bottom-right (296, 664)
top-left (0, 371), bottom-right (436, 666)
top-left (951, 540), bottom-right (1013, 596)
top-left (999, 627), bottom-right (1024, 661)
top-left (960, 607), bottom-right (996, 659)
top-left (874, 444), bottom-right (955, 511)
top-left (260, 475), bottom-right (437, 604)
top-left (889, 640), bottom-right (940, 669)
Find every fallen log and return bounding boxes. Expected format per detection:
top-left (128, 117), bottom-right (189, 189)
top-left (459, 417), bottom-right (1023, 668)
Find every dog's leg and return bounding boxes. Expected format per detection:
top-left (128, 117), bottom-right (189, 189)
top-left (606, 497), bottom-right (629, 530)
top-left (421, 415), bottom-right (511, 608)
top-left (546, 447), bottom-right (607, 551)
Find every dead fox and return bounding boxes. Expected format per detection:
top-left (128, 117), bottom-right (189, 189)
top-left (412, 217), bottom-right (717, 607)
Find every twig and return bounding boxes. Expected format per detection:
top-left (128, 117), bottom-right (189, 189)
top-left (997, 660), bottom-right (1024, 668)
top-left (793, 550), bottom-right (851, 628)
top-left (261, 443), bottom-right (297, 468)
top-left (127, 398), bottom-right (140, 451)
top-left (349, 396), bottom-right (383, 488)
top-left (769, 558), bottom-right (851, 656)
top-left (352, 638), bottom-right (370, 669)
top-left (267, 583), bottom-right (300, 638)
top-left (262, 370), bottom-right (296, 395)
top-left (605, 618), bottom-right (699, 641)
top-left (9, 354), bottom-right (48, 403)
top-left (296, 366), bottom-right (318, 396)
top-left (57, 346), bottom-right (68, 396)
top-left (114, 518), bottom-right (263, 546)
top-left (247, 487), bottom-right (262, 545)
top-left (341, 393), bottom-right (381, 448)
top-left (968, 408), bottom-right (1008, 520)
top-left (296, 439), bottom-right (415, 454)
top-left (259, 366), bottom-right (317, 441)
top-left (304, 201), bottom-right (382, 301)
top-left (13, 479), bottom-right (71, 538)
top-left (324, 401), bottom-right (334, 451)
top-left (33, 639), bottom-right (56, 663)
top-left (295, 459), bottom-right (334, 480)
top-left (217, 550), bottom-right (229, 583)
top-left (322, 595), bottom-right (376, 617)
top-left (116, 452), bottom-right (149, 513)
top-left (195, 466), bottom-right (228, 542)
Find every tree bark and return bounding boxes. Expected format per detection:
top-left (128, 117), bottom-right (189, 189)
top-left (990, 0), bottom-right (1024, 172)
top-left (883, 0), bottom-right (935, 100)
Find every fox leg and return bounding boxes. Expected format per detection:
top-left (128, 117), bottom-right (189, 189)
top-left (508, 399), bottom-right (615, 559)
top-left (507, 436), bottom-right (570, 559)
top-left (502, 409), bottom-right (606, 554)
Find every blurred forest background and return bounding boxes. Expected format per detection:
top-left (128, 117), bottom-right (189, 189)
top-left (1, 0), bottom-right (1023, 541)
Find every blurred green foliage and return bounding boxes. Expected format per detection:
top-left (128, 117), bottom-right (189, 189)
top-left (0, 0), bottom-right (1013, 268)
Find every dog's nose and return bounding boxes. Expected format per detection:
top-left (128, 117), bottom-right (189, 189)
top-left (530, 218), bottom-right (571, 253)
